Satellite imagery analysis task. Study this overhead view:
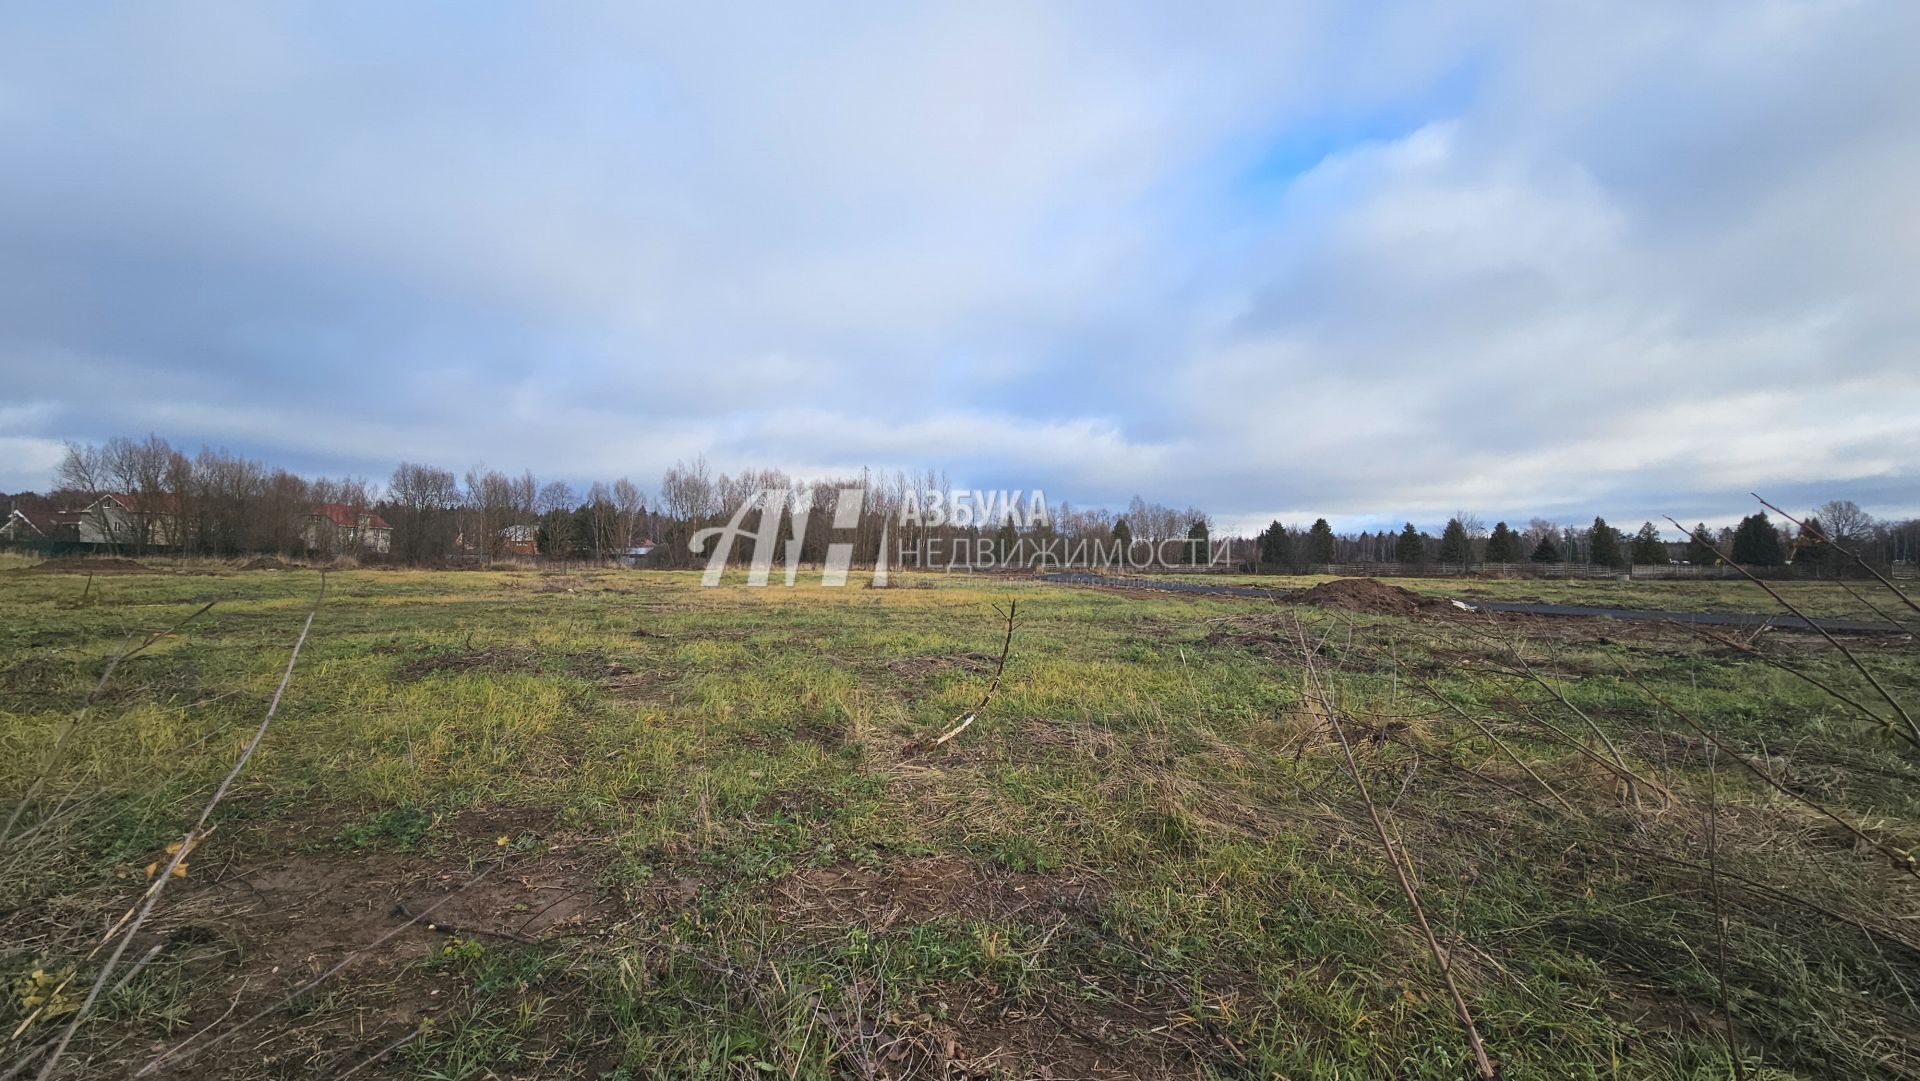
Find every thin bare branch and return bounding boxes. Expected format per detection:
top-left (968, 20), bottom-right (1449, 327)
top-left (903, 600), bottom-right (1017, 754)
top-left (1663, 516), bottom-right (1918, 747)
top-left (35, 579), bottom-right (322, 1081)
top-left (1294, 624), bottom-right (1497, 1080)
top-left (1750, 494), bottom-right (1919, 618)
top-left (1675, 623), bottom-right (1910, 747)
top-left (135, 862), bottom-right (501, 1077)
top-left (2, 601), bottom-right (217, 846)
top-left (1628, 672), bottom-right (1918, 878)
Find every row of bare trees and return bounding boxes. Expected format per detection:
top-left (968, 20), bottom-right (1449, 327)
top-left (40, 437), bottom-right (658, 563)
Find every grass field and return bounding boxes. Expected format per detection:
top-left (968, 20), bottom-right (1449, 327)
top-left (3, 561), bottom-right (1919, 1079)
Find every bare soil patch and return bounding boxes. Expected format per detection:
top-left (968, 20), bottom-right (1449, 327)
top-left (882, 652), bottom-right (997, 679)
top-left (237, 555), bottom-right (293, 570)
top-left (95, 809), bottom-right (617, 1079)
top-left (770, 856), bottom-right (1105, 933)
top-left (30, 556), bottom-right (151, 574)
top-left (1284, 577), bottom-right (1445, 617)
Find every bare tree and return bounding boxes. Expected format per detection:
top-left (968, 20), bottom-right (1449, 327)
top-left (389, 462), bottom-right (460, 564)
top-left (91, 435), bottom-right (176, 554)
top-left (1814, 500), bottom-right (1874, 545)
top-left (464, 468), bottom-right (519, 561)
top-left (612, 477), bottom-right (645, 552)
top-left (537, 480), bottom-right (576, 560)
top-left (188, 448), bottom-right (266, 557)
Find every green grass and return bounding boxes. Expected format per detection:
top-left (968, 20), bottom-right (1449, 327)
top-left (2, 563), bottom-right (1918, 1078)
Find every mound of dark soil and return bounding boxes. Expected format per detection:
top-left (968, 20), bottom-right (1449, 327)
top-left (30, 556), bottom-right (150, 573)
top-left (1285, 577), bottom-right (1441, 617)
top-left (238, 556), bottom-right (292, 570)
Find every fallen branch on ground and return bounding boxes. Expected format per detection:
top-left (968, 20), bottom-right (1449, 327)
top-left (902, 600), bottom-right (1018, 755)
top-left (35, 578), bottom-right (323, 1081)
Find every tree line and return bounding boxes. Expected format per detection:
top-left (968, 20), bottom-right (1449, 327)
top-left (1251, 502), bottom-right (1918, 572)
top-left (8, 434), bottom-right (1915, 572)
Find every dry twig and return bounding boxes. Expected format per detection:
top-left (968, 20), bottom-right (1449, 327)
top-left (902, 600), bottom-right (1018, 754)
top-left (35, 578), bottom-right (323, 1081)
top-left (1293, 622), bottom-right (1498, 1080)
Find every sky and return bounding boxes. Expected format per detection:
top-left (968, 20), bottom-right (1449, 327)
top-left (2, 1), bottom-right (1915, 535)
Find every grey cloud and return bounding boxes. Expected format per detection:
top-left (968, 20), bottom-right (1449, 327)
top-left (0, 2), bottom-right (1914, 534)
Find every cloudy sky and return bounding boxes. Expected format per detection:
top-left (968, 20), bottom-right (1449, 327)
top-left (2, 2), bottom-right (1915, 533)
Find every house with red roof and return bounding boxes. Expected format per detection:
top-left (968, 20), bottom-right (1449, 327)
top-left (304, 503), bottom-right (393, 555)
top-left (0, 507), bottom-right (85, 544)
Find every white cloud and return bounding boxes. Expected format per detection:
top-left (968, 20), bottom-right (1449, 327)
top-left (0, 3), bottom-right (1915, 530)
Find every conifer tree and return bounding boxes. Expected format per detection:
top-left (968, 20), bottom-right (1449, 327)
top-left (1686, 523), bottom-right (1718, 564)
top-left (1259, 521), bottom-right (1293, 567)
top-left (1589, 516), bottom-right (1626, 568)
top-left (1794, 516), bottom-right (1839, 571)
top-left (1395, 522), bottom-right (1426, 564)
top-left (1306, 518), bottom-right (1336, 564)
top-left (1185, 518), bottom-right (1210, 565)
top-left (1731, 512), bottom-right (1785, 566)
top-left (1629, 521), bottom-right (1667, 565)
top-left (1530, 534), bottom-right (1560, 562)
top-left (1438, 517), bottom-right (1471, 565)
top-left (1484, 521), bottom-right (1520, 563)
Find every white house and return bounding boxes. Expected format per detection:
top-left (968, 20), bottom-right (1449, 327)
top-left (304, 503), bottom-right (393, 554)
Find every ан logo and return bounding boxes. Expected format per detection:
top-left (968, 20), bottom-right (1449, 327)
top-left (690, 488), bottom-right (885, 588)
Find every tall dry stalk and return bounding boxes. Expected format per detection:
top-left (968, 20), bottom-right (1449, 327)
top-left (1663, 516), bottom-right (1917, 747)
top-left (1293, 620), bottom-right (1498, 1080)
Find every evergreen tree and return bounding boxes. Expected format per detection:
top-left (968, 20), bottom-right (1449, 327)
top-left (1629, 521), bottom-right (1667, 566)
top-left (1258, 521), bottom-right (1292, 567)
top-left (1686, 523), bottom-right (1718, 564)
top-left (1395, 522), bottom-right (1425, 564)
top-left (1730, 512), bottom-right (1785, 566)
top-left (993, 518), bottom-right (1018, 565)
top-left (1484, 521), bottom-right (1520, 563)
top-left (1589, 516), bottom-right (1626, 568)
top-left (1530, 534), bottom-right (1560, 562)
top-left (1111, 518), bottom-right (1132, 558)
top-left (1306, 518), bottom-right (1336, 564)
top-left (1438, 517), bottom-right (1471, 565)
top-left (1185, 518), bottom-right (1210, 565)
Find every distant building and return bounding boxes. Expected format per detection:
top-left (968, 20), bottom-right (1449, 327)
top-left (0, 507), bottom-right (84, 544)
top-left (305, 503), bottom-right (393, 554)
top-left (620, 539), bottom-right (658, 567)
top-left (79, 493), bottom-right (181, 549)
top-left (500, 524), bottom-right (539, 556)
